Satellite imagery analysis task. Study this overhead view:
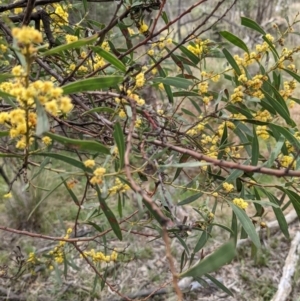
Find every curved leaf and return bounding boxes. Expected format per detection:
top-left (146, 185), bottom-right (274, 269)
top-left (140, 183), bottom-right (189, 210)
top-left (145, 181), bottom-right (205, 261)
top-left (95, 186), bottom-right (122, 240)
top-left (230, 203), bottom-right (261, 248)
top-left (241, 17), bottom-right (266, 35)
top-left (42, 34), bottom-right (98, 56)
top-left (220, 31), bottom-right (249, 53)
top-left (180, 240), bottom-right (235, 278)
top-left (45, 132), bottom-right (110, 154)
top-left (113, 122), bottom-right (125, 169)
top-left (62, 76), bottom-right (123, 94)
top-left (222, 48), bottom-right (241, 76)
top-left (90, 46), bottom-right (126, 72)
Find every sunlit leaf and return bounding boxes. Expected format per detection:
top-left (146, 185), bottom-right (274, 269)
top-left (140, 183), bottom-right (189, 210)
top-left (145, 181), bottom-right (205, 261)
top-left (220, 31), bottom-right (249, 53)
top-left (62, 76), bottom-right (123, 94)
top-left (113, 122), bottom-right (125, 169)
top-left (229, 203), bottom-right (261, 248)
top-left (241, 17), bottom-right (266, 35)
top-left (43, 34), bottom-right (98, 55)
top-left (45, 132), bottom-right (110, 154)
top-left (180, 240), bottom-right (235, 278)
top-left (90, 46), bottom-right (126, 72)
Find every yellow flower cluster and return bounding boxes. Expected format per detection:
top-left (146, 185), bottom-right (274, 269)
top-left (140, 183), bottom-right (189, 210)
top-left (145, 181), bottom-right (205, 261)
top-left (256, 125), bottom-right (269, 140)
top-left (3, 192), bottom-right (12, 198)
top-left (254, 110), bottom-right (272, 122)
top-left (286, 132), bottom-right (300, 153)
top-left (280, 80), bottom-right (296, 100)
top-left (186, 121), bottom-right (206, 136)
top-left (279, 155), bottom-right (295, 169)
top-left (90, 167), bottom-right (106, 185)
top-left (27, 252), bottom-right (38, 264)
top-left (201, 71), bottom-right (221, 83)
top-left (135, 118), bottom-right (142, 128)
top-left (108, 178), bottom-right (130, 195)
top-left (0, 77), bottom-right (73, 148)
top-left (230, 86), bottom-right (244, 103)
top-left (224, 145), bottom-right (244, 159)
top-left (119, 109), bottom-right (126, 118)
top-left (48, 228), bottom-right (72, 265)
top-left (135, 72), bottom-right (145, 88)
top-left (187, 39), bottom-right (210, 56)
top-left (84, 159), bottom-right (96, 168)
top-left (51, 4), bottom-right (69, 26)
top-left (223, 182), bottom-right (234, 192)
top-left (12, 26), bottom-right (42, 45)
top-left (65, 34), bottom-right (78, 44)
top-left (126, 90), bottom-right (145, 106)
top-left (233, 198), bottom-right (248, 209)
top-left (217, 121), bottom-right (235, 136)
top-left (198, 82), bottom-right (208, 95)
top-left (139, 22), bottom-right (148, 34)
top-left (200, 134), bottom-right (219, 145)
top-left (83, 249), bottom-right (118, 263)
top-left (94, 53), bottom-right (106, 70)
top-left (203, 95), bottom-right (213, 105)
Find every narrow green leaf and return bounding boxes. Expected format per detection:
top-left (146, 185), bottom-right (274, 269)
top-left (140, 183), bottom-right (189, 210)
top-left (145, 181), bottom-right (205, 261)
top-left (152, 77), bottom-right (192, 89)
top-left (0, 90), bottom-right (17, 108)
top-left (62, 76), bottom-right (123, 94)
top-left (261, 188), bottom-right (289, 239)
top-left (251, 125), bottom-right (259, 166)
top-left (178, 192), bottom-right (203, 206)
top-left (180, 240), bottom-right (235, 278)
top-left (173, 91), bottom-right (199, 97)
top-left (280, 189), bottom-right (300, 219)
top-left (229, 203), bottom-right (261, 248)
top-left (90, 46), bottom-right (126, 72)
top-left (172, 153), bottom-right (190, 182)
top-left (161, 161), bottom-right (211, 168)
top-left (43, 34), bottom-right (98, 56)
top-left (262, 89), bottom-right (294, 126)
top-left (265, 136), bottom-right (285, 167)
top-left (113, 122), bottom-right (125, 169)
top-left (45, 132), bottom-right (110, 154)
top-left (193, 231), bottom-right (209, 253)
top-left (231, 211), bottom-right (238, 245)
top-left (241, 17), bottom-right (266, 35)
top-left (283, 68), bottom-right (300, 82)
top-left (262, 36), bottom-right (279, 60)
top-left (205, 274), bottom-right (233, 296)
top-left (0, 131), bottom-right (9, 137)
top-left (154, 58), bottom-right (173, 103)
top-left (218, 123), bottom-right (227, 159)
top-left (0, 73), bottom-right (15, 83)
top-left (62, 177), bottom-right (80, 206)
top-left (220, 31), bottom-right (249, 53)
top-left (37, 152), bottom-right (90, 171)
top-left (176, 43), bottom-right (200, 65)
top-left (95, 186), bottom-right (122, 240)
top-left (269, 124), bottom-right (300, 150)
top-left (222, 48), bottom-right (241, 76)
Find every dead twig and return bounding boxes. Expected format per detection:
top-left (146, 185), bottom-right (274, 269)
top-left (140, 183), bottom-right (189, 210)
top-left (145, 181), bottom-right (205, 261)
top-left (271, 231), bottom-right (300, 301)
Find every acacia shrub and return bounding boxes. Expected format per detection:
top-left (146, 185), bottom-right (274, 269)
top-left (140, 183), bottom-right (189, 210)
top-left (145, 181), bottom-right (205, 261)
top-left (0, 0), bottom-right (300, 299)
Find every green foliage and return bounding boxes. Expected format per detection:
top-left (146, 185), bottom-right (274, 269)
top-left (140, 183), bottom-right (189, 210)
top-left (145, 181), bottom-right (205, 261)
top-left (0, 0), bottom-right (300, 299)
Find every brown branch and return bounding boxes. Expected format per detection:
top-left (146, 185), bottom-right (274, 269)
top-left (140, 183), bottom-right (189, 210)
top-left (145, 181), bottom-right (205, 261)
top-left (0, 210), bottom-right (138, 242)
top-left (22, 0), bottom-right (36, 26)
top-left (123, 97), bottom-right (171, 227)
top-left (73, 91), bottom-right (300, 178)
top-left (162, 226), bottom-right (183, 300)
